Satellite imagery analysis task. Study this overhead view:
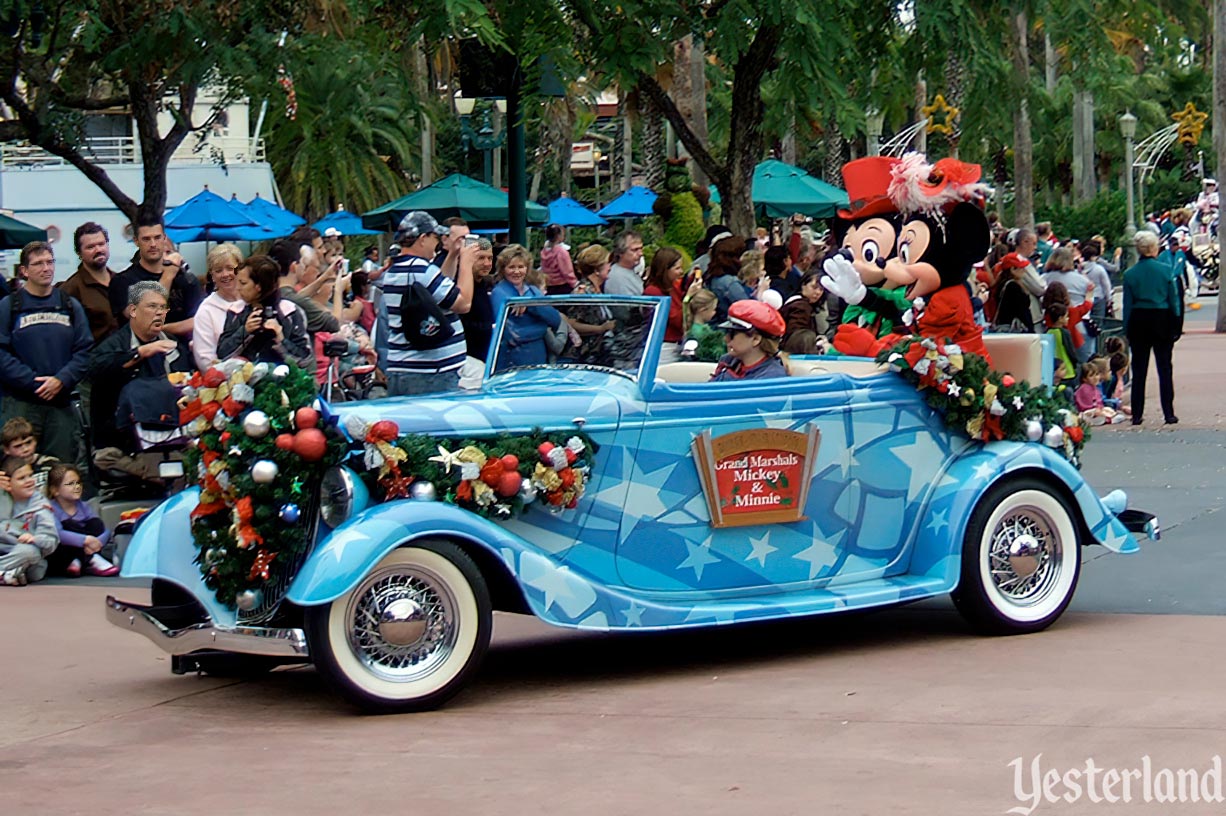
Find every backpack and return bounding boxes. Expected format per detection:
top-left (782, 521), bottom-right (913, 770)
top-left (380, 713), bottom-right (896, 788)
top-left (397, 260), bottom-right (455, 350)
top-left (7, 287), bottom-right (75, 337)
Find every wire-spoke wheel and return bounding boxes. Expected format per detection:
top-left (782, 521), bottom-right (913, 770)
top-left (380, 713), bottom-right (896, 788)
top-left (952, 478), bottom-right (1081, 635)
top-left (306, 541), bottom-right (491, 713)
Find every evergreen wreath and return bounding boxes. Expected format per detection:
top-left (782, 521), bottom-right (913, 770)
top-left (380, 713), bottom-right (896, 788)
top-left (343, 415), bottom-right (598, 521)
top-left (876, 337), bottom-right (1090, 465)
top-left (181, 360), bottom-right (346, 608)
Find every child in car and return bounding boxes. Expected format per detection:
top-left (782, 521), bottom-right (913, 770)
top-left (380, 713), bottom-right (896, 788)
top-left (710, 300), bottom-right (789, 382)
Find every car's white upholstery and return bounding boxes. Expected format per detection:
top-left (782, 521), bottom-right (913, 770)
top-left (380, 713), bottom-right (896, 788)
top-left (654, 335), bottom-right (1045, 386)
top-left (982, 333), bottom-right (1043, 385)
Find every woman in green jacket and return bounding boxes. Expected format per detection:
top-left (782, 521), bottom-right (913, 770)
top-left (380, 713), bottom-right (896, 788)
top-left (1122, 230), bottom-right (1181, 425)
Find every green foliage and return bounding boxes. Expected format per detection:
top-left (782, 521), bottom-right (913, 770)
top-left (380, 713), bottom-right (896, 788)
top-left (1040, 190), bottom-right (1127, 246)
top-left (662, 192), bottom-right (705, 257)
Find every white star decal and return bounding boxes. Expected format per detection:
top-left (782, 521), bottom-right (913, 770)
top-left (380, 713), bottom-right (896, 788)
top-left (621, 600), bottom-right (646, 626)
top-left (677, 541), bottom-right (720, 582)
top-left (971, 461), bottom-right (996, 483)
top-left (745, 532), bottom-right (778, 568)
top-left (926, 509), bottom-right (949, 536)
top-left (890, 435), bottom-right (943, 501)
top-left (756, 396), bottom-right (797, 430)
top-left (838, 446), bottom-right (860, 478)
top-left (793, 534), bottom-right (839, 580)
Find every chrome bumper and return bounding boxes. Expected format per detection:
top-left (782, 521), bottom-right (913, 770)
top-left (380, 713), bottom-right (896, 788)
top-left (106, 595), bottom-right (310, 659)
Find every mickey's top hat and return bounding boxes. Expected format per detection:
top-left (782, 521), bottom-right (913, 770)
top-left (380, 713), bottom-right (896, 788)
top-left (837, 156), bottom-right (902, 221)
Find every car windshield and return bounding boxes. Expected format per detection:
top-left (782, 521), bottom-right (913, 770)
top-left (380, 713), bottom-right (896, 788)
top-left (488, 295), bottom-right (658, 380)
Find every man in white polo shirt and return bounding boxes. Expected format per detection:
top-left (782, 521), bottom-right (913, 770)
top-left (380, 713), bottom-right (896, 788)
top-left (382, 211), bottom-right (476, 396)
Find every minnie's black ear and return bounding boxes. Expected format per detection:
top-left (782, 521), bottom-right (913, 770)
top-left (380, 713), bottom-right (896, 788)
top-left (949, 202), bottom-right (990, 263)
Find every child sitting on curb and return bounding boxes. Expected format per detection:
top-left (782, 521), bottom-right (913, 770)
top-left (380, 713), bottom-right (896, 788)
top-left (0, 455), bottom-right (59, 585)
top-left (46, 464), bottom-right (118, 577)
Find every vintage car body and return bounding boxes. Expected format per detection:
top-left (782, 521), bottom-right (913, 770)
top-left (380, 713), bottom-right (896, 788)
top-left (107, 295), bottom-right (1156, 712)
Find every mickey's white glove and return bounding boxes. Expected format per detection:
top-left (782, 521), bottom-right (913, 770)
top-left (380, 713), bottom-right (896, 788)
top-left (821, 253), bottom-right (867, 305)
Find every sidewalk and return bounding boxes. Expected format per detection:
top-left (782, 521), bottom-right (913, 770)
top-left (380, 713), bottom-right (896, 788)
top-left (1098, 298), bottom-right (1226, 431)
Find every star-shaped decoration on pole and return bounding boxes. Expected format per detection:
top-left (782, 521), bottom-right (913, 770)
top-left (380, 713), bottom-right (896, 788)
top-left (1173, 102), bottom-right (1208, 147)
top-left (922, 93), bottom-right (960, 137)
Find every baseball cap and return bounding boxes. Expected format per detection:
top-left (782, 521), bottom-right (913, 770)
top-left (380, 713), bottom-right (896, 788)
top-left (396, 211), bottom-right (449, 242)
top-left (716, 300), bottom-right (786, 339)
top-left (323, 227), bottom-right (342, 238)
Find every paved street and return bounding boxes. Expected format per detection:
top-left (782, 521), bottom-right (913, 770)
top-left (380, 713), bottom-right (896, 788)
top-left (4, 298), bottom-right (1226, 816)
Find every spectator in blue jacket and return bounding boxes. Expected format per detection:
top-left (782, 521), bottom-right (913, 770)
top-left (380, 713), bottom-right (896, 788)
top-left (0, 242), bottom-right (92, 464)
top-left (490, 244), bottom-right (567, 372)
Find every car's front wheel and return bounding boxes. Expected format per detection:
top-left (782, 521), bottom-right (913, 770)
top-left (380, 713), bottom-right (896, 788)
top-left (305, 540), bottom-right (492, 713)
top-left (952, 478), bottom-right (1081, 635)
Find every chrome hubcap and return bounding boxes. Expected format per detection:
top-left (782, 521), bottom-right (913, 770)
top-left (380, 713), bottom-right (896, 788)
top-left (989, 509), bottom-right (1061, 604)
top-left (347, 566), bottom-right (457, 682)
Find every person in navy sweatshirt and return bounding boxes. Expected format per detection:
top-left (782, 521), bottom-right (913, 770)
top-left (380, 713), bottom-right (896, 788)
top-left (0, 242), bottom-right (92, 464)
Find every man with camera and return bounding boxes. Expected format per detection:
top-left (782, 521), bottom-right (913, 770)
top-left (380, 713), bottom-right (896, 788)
top-left (108, 216), bottom-right (202, 339)
top-left (383, 211), bottom-right (476, 396)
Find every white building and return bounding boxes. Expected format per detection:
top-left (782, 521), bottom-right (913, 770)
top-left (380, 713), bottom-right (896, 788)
top-left (1, 88), bottom-right (280, 281)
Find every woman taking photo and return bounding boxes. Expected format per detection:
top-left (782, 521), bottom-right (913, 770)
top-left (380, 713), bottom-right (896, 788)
top-left (644, 247), bottom-right (689, 359)
top-left (217, 255), bottom-right (313, 370)
top-left (489, 244), bottom-right (568, 371)
top-left (193, 243), bottom-right (244, 370)
top-left (991, 252), bottom-right (1038, 333)
top-left (540, 224), bottom-right (577, 295)
top-left (1123, 230), bottom-right (1181, 425)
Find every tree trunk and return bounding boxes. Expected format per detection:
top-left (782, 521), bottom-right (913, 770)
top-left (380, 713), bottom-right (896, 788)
top-left (641, 91), bottom-right (666, 189)
top-left (1008, 6), bottom-right (1035, 228)
top-left (1072, 87), bottom-right (1096, 202)
top-left (944, 51), bottom-right (965, 159)
top-left (914, 73), bottom-right (927, 155)
top-left (1215, 0), bottom-right (1226, 331)
top-left (1044, 31), bottom-right (1057, 93)
top-left (415, 42), bottom-right (433, 186)
top-left (822, 119), bottom-right (843, 184)
top-left (781, 104), bottom-right (797, 166)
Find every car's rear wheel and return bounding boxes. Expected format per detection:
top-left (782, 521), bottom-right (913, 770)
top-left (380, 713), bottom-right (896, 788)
top-left (952, 478), bottom-right (1081, 635)
top-left (305, 540), bottom-right (491, 713)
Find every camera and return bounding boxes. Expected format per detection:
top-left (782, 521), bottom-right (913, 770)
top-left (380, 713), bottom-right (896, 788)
top-left (342, 258), bottom-right (351, 275)
top-left (463, 234), bottom-right (480, 247)
top-left (261, 305), bottom-right (277, 322)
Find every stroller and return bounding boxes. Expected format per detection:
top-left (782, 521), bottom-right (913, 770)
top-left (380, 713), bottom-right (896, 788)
top-left (317, 322), bottom-right (387, 402)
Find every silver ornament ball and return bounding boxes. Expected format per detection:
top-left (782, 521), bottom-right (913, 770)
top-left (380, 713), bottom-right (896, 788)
top-left (242, 410), bottom-right (271, 438)
top-left (235, 589), bottom-right (264, 611)
top-left (1043, 425), bottom-right (1065, 448)
top-left (409, 481), bottom-right (437, 501)
top-left (251, 459), bottom-right (279, 484)
top-left (518, 481), bottom-right (538, 504)
top-left (1025, 420), bottom-right (1044, 443)
top-left (272, 364), bottom-right (291, 380)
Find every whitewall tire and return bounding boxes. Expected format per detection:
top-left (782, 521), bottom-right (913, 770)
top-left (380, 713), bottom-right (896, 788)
top-left (306, 540), bottom-right (492, 712)
top-left (952, 478), bottom-right (1081, 635)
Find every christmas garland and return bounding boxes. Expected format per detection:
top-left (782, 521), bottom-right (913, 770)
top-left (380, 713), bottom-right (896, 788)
top-left (876, 337), bottom-right (1090, 465)
top-left (343, 415), bottom-right (597, 521)
top-left (181, 360), bottom-right (346, 609)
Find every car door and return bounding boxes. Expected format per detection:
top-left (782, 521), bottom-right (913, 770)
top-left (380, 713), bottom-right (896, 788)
top-left (614, 369), bottom-right (958, 593)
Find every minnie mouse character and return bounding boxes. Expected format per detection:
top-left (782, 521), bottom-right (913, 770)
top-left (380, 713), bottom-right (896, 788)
top-left (824, 153), bottom-right (993, 362)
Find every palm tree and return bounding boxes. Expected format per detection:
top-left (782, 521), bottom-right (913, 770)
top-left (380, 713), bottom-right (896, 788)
top-left (262, 46), bottom-right (417, 220)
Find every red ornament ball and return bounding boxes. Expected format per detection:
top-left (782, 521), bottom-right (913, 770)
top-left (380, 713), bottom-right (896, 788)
top-left (1001, 375), bottom-right (1016, 387)
top-left (479, 459), bottom-right (504, 487)
top-left (275, 433), bottom-right (295, 451)
top-left (202, 368), bottom-right (227, 388)
top-left (293, 428), bottom-right (328, 462)
top-left (295, 407), bottom-right (319, 430)
top-left (369, 419), bottom-right (399, 442)
top-left (496, 470), bottom-right (523, 498)
top-left (500, 454), bottom-right (519, 471)
top-left (1066, 426), bottom-right (1084, 444)
top-left (220, 431), bottom-right (231, 443)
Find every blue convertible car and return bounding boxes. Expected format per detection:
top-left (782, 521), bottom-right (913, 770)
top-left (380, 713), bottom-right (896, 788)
top-left (107, 295), bottom-right (1156, 712)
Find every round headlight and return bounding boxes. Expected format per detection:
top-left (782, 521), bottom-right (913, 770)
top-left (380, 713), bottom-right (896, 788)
top-left (320, 467), bottom-right (355, 528)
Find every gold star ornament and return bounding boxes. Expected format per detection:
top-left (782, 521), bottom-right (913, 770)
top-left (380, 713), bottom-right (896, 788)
top-left (922, 94), bottom-right (960, 136)
top-left (1173, 103), bottom-right (1208, 147)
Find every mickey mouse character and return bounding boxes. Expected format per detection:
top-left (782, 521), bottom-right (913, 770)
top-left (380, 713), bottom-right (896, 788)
top-left (825, 152), bottom-right (992, 362)
top-left (825, 156), bottom-right (912, 357)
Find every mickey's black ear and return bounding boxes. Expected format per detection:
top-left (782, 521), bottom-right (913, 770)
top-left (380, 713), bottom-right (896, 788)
top-left (949, 202), bottom-right (990, 262)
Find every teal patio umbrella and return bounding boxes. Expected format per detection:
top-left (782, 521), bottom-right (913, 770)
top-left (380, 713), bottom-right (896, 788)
top-left (362, 173), bottom-right (548, 232)
top-left (0, 214), bottom-right (48, 249)
top-left (750, 159), bottom-right (849, 219)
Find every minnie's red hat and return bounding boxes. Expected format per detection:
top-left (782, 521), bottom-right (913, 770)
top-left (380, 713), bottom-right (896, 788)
top-left (837, 156), bottom-right (901, 220)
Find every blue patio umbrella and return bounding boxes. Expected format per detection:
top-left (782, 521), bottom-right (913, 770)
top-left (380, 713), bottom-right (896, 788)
top-left (163, 188), bottom-right (259, 243)
top-left (595, 185), bottom-right (658, 219)
top-left (546, 195), bottom-right (607, 227)
top-left (312, 209), bottom-right (381, 236)
top-left (246, 194), bottom-right (306, 229)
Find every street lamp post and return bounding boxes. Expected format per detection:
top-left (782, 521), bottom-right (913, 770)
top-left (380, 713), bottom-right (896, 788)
top-left (455, 92), bottom-right (507, 187)
top-left (866, 108), bottom-right (885, 158)
top-left (1120, 111), bottom-right (1138, 265)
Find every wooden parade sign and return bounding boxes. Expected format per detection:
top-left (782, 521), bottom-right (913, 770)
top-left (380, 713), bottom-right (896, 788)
top-left (691, 426), bottom-right (821, 528)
